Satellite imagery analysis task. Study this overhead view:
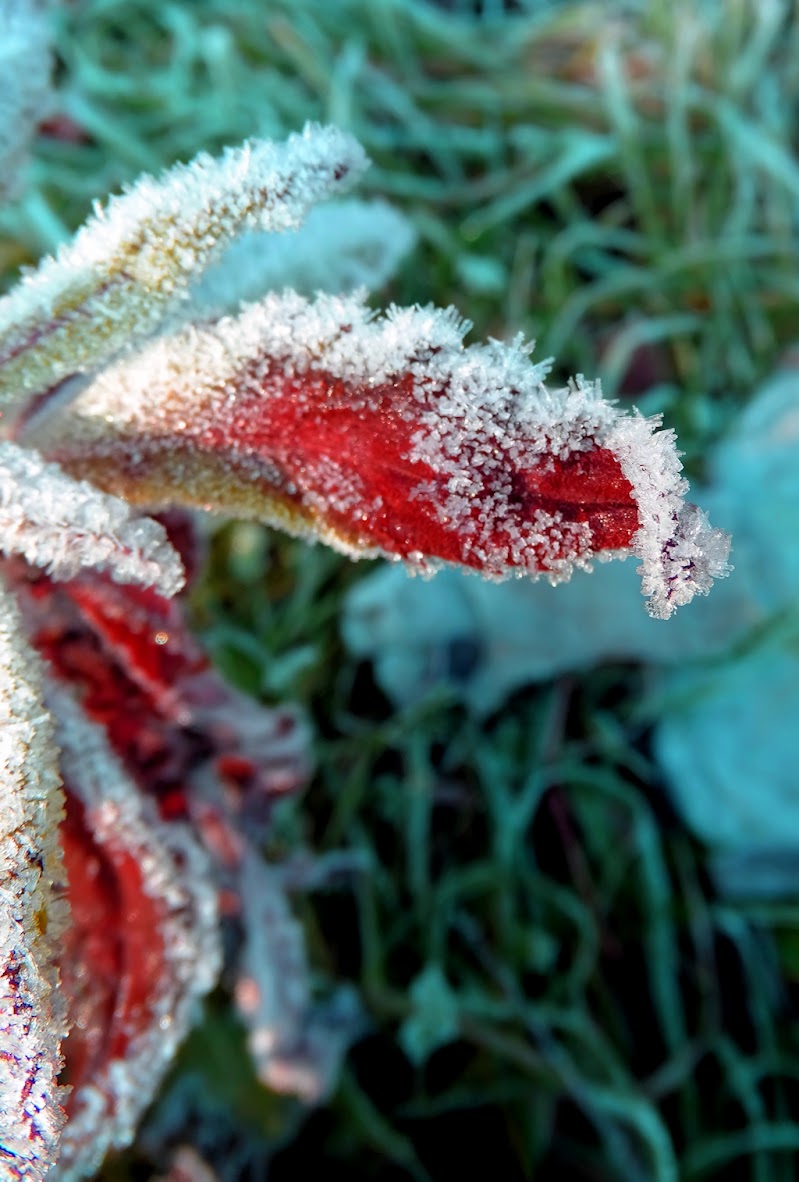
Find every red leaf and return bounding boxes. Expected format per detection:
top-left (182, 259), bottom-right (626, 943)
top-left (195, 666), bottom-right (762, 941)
top-left (8, 555), bottom-right (311, 819)
top-left (185, 369), bottom-right (639, 570)
top-left (58, 787), bottom-right (169, 1103)
top-left (48, 691), bottom-right (221, 1179)
top-left (25, 292), bottom-right (730, 618)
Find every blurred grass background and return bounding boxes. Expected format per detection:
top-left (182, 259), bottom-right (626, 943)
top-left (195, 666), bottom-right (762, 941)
top-left (6, 0), bottom-right (799, 1178)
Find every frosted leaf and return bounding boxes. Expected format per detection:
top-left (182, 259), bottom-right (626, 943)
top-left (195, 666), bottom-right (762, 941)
top-left (339, 355), bottom-right (799, 902)
top-left (647, 356), bottom-right (799, 895)
top-left (48, 688), bottom-right (221, 1182)
top-left (0, 582), bottom-right (70, 1182)
top-left (28, 291), bottom-right (729, 615)
top-left (0, 440), bottom-right (185, 596)
top-left (190, 198), bottom-right (416, 316)
top-left (0, 125), bottom-right (368, 417)
top-left (8, 556), bottom-right (313, 811)
top-left (346, 360), bottom-right (799, 715)
top-left (0, 0), bottom-right (52, 199)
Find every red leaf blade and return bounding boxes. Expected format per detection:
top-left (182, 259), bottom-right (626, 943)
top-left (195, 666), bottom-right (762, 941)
top-left (25, 292), bottom-right (730, 617)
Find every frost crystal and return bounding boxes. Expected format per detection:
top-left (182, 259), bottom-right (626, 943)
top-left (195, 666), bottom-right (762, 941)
top-left (28, 291), bottom-right (730, 616)
top-left (605, 413), bottom-right (732, 618)
top-left (0, 585), bottom-right (69, 1182)
top-left (49, 689), bottom-right (221, 1182)
top-left (0, 441), bottom-right (185, 596)
top-left (0, 124), bottom-right (368, 416)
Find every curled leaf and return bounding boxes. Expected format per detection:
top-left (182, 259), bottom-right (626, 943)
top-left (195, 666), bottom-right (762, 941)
top-left (29, 291), bottom-right (731, 617)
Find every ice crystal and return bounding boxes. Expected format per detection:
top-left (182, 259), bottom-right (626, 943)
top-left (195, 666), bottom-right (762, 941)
top-left (0, 101), bottom-right (731, 1178)
top-left (26, 292), bottom-right (730, 619)
top-left (0, 125), bottom-right (368, 416)
top-left (0, 585), bottom-right (69, 1178)
top-left (0, 441), bottom-right (185, 596)
top-left (48, 688), bottom-right (220, 1182)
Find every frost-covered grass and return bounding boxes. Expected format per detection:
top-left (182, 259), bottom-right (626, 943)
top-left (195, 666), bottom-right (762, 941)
top-left (6, 0), bottom-right (799, 1178)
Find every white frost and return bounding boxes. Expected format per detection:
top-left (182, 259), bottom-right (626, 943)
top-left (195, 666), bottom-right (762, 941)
top-left (48, 688), bottom-right (221, 1182)
top-left (0, 440), bottom-right (185, 596)
top-left (43, 291), bottom-right (730, 613)
top-left (0, 124), bottom-right (369, 413)
top-left (0, 582), bottom-right (69, 1182)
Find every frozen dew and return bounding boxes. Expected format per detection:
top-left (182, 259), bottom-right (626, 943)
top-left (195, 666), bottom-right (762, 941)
top-left (49, 689), bottom-right (221, 1182)
top-left (0, 441), bottom-right (185, 597)
top-left (26, 292), bottom-right (729, 615)
top-left (0, 584), bottom-right (69, 1182)
top-left (0, 125), bottom-right (369, 416)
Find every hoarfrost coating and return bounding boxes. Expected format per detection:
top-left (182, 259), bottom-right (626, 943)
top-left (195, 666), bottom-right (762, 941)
top-left (28, 290), bottom-right (730, 618)
top-left (0, 117), bottom-right (731, 1179)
